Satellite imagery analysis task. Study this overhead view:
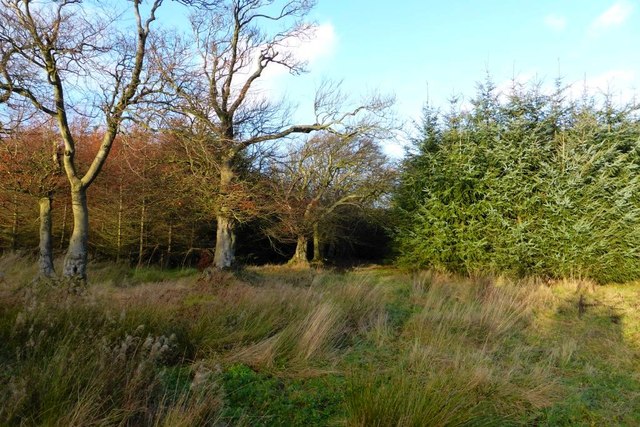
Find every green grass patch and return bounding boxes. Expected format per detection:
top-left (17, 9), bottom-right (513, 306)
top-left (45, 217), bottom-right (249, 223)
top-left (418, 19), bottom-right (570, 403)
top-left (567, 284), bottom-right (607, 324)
top-left (221, 364), bottom-right (344, 426)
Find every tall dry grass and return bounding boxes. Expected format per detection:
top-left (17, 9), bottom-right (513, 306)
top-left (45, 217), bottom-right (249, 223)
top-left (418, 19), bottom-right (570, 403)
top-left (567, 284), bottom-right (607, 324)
top-left (228, 272), bottom-right (391, 371)
top-left (345, 273), bottom-right (562, 425)
top-left (2, 254), bottom-right (639, 425)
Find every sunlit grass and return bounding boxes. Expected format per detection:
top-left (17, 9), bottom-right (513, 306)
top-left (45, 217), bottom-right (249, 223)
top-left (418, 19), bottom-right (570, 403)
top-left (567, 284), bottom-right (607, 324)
top-left (1, 254), bottom-right (639, 425)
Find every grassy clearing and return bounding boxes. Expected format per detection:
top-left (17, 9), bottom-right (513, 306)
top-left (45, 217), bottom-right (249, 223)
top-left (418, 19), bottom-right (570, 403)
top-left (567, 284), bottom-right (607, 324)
top-left (1, 256), bottom-right (639, 425)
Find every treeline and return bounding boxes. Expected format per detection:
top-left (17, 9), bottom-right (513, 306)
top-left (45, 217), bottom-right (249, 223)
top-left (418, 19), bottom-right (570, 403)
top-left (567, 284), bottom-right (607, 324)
top-left (0, 122), bottom-right (392, 268)
top-left (0, 0), bottom-right (394, 280)
top-left (395, 77), bottom-right (640, 283)
top-left (3, 0), bottom-right (639, 282)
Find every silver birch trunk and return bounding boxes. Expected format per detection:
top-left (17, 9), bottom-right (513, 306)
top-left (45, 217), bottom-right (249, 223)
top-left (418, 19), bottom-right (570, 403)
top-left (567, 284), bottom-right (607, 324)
top-left (63, 187), bottom-right (89, 281)
top-left (38, 195), bottom-right (55, 278)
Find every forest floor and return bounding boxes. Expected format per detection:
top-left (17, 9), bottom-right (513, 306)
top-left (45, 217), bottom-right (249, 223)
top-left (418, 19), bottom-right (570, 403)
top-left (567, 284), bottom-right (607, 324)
top-left (1, 253), bottom-right (640, 426)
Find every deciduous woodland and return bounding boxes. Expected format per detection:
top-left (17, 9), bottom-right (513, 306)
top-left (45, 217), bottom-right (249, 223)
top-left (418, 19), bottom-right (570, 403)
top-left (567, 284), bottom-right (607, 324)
top-left (0, 0), bottom-right (393, 280)
top-left (1, 0), bottom-right (640, 425)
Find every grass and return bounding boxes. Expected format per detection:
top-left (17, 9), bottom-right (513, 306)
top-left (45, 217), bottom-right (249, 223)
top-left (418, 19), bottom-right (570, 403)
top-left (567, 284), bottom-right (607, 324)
top-left (1, 255), bottom-right (640, 425)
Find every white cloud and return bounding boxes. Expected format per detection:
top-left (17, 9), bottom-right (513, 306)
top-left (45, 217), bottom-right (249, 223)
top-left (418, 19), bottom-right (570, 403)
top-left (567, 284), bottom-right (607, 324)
top-left (568, 69), bottom-right (638, 104)
top-left (287, 22), bottom-right (337, 65)
top-left (232, 22), bottom-right (337, 106)
top-left (587, 69), bottom-right (635, 89)
top-left (591, 0), bottom-right (634, 31)
top-left (382, 140), bottom-right (406, 159)
top-left (264, 22), bottom-right (337, 80)
top-left (243, 22), bottom-right (337, 123)
top-left (495, 71), bottom-right (540, 100)
top-left (493, 69), bottom-right (638, 106)
top-left (544, 14), bottom-right (567, 31)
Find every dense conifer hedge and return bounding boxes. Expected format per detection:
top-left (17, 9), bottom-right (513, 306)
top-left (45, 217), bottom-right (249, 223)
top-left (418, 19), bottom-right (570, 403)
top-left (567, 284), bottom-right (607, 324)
top-left (395, 78), bottom-right (640, 283)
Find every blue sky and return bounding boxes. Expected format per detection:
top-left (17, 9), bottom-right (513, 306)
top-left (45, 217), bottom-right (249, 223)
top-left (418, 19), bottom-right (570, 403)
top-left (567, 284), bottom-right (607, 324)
top-left (158, 0), bottom-right (640, 156)
top-left (314, 0), bottom-right (638, 106)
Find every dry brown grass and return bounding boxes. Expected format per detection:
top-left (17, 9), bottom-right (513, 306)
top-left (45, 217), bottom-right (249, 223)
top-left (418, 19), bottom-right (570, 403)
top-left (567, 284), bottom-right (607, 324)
top-left (3, 255), bottom-right (640, 425)
top-left (227, 273), bottom-right (389, 372)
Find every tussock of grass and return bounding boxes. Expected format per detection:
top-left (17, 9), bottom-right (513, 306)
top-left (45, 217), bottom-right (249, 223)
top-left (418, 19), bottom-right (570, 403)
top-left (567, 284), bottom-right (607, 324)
top-left (345, 276), bottom-right (562, 425)
top-left (0, 291), bottom-right (221, 425)
top-left (230, 274), bottom-right (389, 370)
top-left (346, 370), bottom-right (483, 427)
top-left (0, 252), bottom-right (39, 289)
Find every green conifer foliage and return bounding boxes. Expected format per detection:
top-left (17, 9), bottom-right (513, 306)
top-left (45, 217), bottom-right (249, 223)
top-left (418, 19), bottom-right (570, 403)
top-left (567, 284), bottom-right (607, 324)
top-left (395, 79), bottom-right (640, 283)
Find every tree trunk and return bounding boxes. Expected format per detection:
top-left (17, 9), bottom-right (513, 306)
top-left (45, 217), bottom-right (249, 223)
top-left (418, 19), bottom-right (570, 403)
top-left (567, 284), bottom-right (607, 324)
top-left (213, 160), bottom-right (236, 269)
top-left (116, 182), bottom-right (123, 263)
top-left (38, 195), bottom-right (55, 278)
top-left (312, 222), bottom-right (322, 264)
top-left (214, 214), bottom-right (235, 269)
top-left (59, 202), bottom-right (67, 250)
top-left (63, 187), bottom-right (89, 282)
top-left (166, 222), bottom-right (172, 268)
top-left (11, 193), bottom-right (18, 251)
top-left (137, 195), bottom-right (146, 268)
top-left (289, 234), bottom-right (309, 266)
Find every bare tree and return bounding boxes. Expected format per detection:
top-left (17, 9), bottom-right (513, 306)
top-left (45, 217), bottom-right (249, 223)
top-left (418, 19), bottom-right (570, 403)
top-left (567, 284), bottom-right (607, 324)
top-left (268, 132), bottom-right (395, 265)
top-left (153, 0), bottom-right (393, 269)
top-left (0, 91), bottom-right (62, 277)
top-left (0, 0), bottom-right (165, 282)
